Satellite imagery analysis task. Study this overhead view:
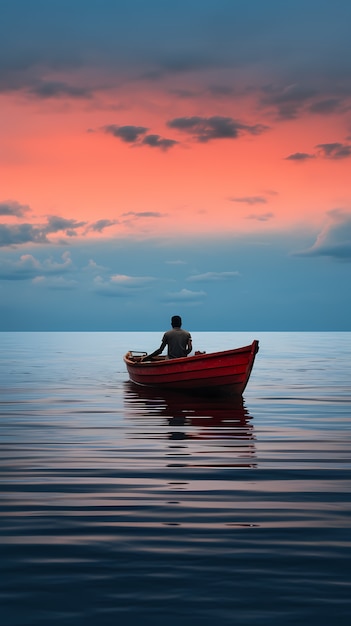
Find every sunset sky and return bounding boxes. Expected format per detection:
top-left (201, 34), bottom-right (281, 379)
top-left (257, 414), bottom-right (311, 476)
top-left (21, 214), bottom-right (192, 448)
top-left (1, 0), bottom-right (350, 331)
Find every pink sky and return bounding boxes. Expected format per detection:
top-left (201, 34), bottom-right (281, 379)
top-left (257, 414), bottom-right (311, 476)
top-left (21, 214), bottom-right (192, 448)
top-left (2, 78), bottom-right (350, 241)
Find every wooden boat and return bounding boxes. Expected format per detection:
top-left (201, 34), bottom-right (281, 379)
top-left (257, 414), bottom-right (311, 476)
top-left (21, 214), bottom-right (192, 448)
top-left (124, 340), bottom-right (259, 395)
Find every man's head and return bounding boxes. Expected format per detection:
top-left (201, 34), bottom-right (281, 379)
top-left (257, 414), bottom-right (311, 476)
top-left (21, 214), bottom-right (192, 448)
top-left (171, 315), bottom-right (182, 328)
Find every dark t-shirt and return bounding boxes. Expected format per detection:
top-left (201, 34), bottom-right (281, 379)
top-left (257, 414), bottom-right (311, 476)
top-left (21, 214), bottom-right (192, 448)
top-left (162, 328), bottom-right (192, 359)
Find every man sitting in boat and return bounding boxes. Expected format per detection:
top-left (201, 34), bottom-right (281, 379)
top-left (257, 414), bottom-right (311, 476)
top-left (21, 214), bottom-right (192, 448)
top-left (142, 316), bottom-right (192, 360)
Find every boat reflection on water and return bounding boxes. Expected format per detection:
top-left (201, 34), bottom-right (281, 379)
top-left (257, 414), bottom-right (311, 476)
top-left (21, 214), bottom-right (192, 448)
top-left (123, 382), bottom-right (256, 468)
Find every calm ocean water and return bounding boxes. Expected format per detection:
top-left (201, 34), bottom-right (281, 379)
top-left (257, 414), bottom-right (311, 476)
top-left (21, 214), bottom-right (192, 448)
top-left (1, 331), bottom-right (351, 626)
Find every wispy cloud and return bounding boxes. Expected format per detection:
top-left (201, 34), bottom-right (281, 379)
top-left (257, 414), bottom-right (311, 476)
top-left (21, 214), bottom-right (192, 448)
top-left (122, 212), bottom-right (166, 219)
top-left (88, 219), bottom-right (119, 233)
top-left (0, 252), bottom-right (73, 280)
top-left (187, 271), bottom-right (239, 282)
top-left (163, 288), bottom-right (206, 303)
top-left (229, 196), bottom-right (267, 205)
top-left (166, 259), bottom-right (187, 265)
top-left (110, 274), bottom-right (154, 286)
top-left (246, 212), bottom-right (274, 222)
top-left (93, 273), bottom-right (155, 297)
top-left (84, 259), bottom-right (109, 272)
top-left (33, 276), bottom-right (78, 290)
top-left (294, 209), bottom-right (351, 261)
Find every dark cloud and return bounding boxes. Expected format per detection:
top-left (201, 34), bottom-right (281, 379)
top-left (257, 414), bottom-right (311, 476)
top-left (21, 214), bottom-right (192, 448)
top-left (103, 124), bottom-right (148, 143)
top-left (102, 125), bottom-right (177, 150)
top-left (294, 209), bottom-right (351, 261)
top-left (142, 134), bottom-right (178, 150)
top-left (308, 98), bottom-right (342, 114)
top-left (316, 143), bottom-right (351, 159)
top-left (159, 53), bottom-right (214, 75)
top-left (0, 215), bottom-right (87, 247)
top-left (28, 80), bottom-right (91, 99)
top-left (0, 208), bottom-right (131, 247)
top-left (0, 201), bottom-right (30, 217)
top-left (229, 196), bottom-right (267, 205)
top-left (285, 143), bottom-right (351, 161)
top-left (261, 83), bottom-right (318, 119)
top-left (44, 216), bottom-right (87, 235)
top-left (88, 219), bottom-right (119, 232)
top-left (208, 85), bottom-right (235, 97)
top-left (170, 84), bottom-right (236, 100)
top-left (1, 1), bottom-right (351, 106)
top-left (167, 116), bottom-right (268, 142)
top-left (0, 224), bottom-right (49, 246)
top-left (285, 152), bottom-right (315, 161)
top-left (169, 88), bottom-right (199, 99)
top-left (260, 83), bottom-right (351, 120)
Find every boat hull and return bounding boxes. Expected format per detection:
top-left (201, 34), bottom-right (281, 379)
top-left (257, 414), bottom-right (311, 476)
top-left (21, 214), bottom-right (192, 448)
top-left (124, 340), bottom-right (259, 395)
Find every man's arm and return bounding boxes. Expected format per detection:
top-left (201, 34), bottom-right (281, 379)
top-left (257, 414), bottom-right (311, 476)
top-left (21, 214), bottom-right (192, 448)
top-left (141, 339), bottom-right (167, 361)
top-left (186, 337), bottom-right (192, 355)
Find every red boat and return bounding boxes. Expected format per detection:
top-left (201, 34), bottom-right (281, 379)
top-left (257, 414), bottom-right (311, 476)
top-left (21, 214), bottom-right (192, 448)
top-left (124, 340), bottom-right (259, 395)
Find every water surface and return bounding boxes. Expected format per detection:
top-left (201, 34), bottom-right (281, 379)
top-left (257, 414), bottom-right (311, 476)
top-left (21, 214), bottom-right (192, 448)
top-left (1, 332), bottom-right (351, 625)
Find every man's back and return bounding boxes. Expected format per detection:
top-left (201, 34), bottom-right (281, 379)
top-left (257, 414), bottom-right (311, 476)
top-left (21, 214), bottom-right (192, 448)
top-left (163, 327), bottom-right (191, 359)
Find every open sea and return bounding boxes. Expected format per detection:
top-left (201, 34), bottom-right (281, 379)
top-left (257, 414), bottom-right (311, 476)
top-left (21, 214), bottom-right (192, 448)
top-left (1, 331), bottom-right (351, 626)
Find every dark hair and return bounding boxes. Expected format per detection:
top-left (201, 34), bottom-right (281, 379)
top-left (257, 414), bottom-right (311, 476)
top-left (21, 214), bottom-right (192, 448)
top-left (171, 315), bottom-right (182, 328)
